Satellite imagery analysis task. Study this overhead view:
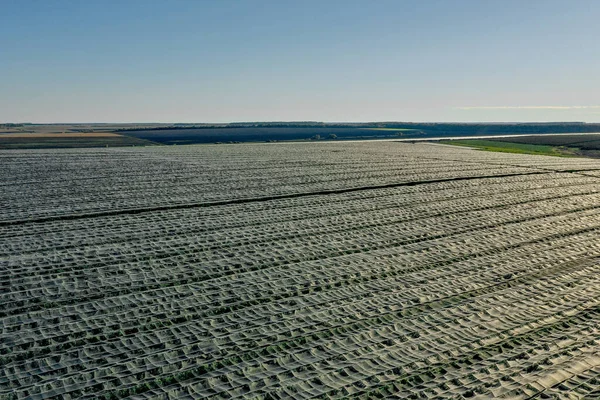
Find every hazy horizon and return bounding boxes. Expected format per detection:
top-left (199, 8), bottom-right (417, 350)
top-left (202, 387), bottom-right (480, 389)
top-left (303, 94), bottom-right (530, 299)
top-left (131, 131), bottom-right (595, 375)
top-left (2, 0), bottom-right (599, 123)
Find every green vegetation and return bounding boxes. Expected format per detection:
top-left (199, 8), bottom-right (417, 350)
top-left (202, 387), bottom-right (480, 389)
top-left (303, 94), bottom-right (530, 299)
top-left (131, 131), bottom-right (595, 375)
top-left (366, 128), bottom-right (422, 136)
top-left (439, 139), bottom-right (576, 157)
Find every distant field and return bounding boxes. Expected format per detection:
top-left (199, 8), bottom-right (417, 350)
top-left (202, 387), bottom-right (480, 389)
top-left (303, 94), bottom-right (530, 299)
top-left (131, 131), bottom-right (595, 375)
top-left (120, 127), bottom-right (406, 144)
top-left (0, 132), bottom-right (121, 138)
top-left (440, 134), bottom-right (600, 159)
top-left (0, 124), bottom-right (170, 134)
top-left (5, 123), bottom-right (600, 147)
top-left (489, 134), bottom-right (600, 150)
top-left (0, 132), bottom-right (158, 149)
top-left (440, 139), bottom-right (576, 157)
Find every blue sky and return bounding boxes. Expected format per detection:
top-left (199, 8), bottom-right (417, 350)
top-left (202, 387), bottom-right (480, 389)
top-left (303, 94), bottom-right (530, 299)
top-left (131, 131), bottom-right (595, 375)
top-left (1, 0), bottom-right (599, 123)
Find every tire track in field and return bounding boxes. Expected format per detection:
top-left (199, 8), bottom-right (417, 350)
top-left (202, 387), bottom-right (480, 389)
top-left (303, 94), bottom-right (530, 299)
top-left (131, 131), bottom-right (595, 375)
top-left (0, 171), bottom-right (552, 227)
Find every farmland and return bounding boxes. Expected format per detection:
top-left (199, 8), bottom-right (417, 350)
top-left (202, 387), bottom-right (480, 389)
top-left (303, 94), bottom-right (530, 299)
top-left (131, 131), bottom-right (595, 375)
top-left (117, 123), bottom-right (600, 145)
top-left (118, 127), bottom-right (405, 145)
top-left (488, 134), bottom-right (600, 149)
top-left (4, 123), bottom-right (600, 148)
top-left (486, 134), bottom-right (600, 159)
top-left (441, 135), bottom-right (600, 160)
top-left (0, 133), bottom-right (158, 149)
top-left (438, 139), bottom-right (575, 157)
top-left (3, 141), bottom-right (600, 399)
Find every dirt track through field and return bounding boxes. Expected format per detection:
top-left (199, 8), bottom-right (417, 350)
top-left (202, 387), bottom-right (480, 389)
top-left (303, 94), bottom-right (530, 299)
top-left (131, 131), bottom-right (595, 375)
top-left (0, 170), bottom-right (552, 227)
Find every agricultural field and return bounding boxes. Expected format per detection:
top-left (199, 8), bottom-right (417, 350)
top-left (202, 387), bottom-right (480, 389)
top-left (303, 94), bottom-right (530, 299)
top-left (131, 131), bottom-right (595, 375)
top-left (441, 135), bottom-right (600, 160)
top-left (115, 125), bottom-right (600, 145)
top-left (488, 134), bottom-right (600, 149)
top-left (118, 127), bottom-right (405, 145)
top-left (3, 141), bottom-right (600, 399)
top-left (438, 139), bottom-right (576, 157)
top-left (0, 133), bottom-right (158, 150)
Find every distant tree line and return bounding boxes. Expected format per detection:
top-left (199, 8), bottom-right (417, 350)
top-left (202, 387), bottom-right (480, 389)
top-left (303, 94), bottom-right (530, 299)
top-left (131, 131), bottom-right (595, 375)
top-left (1, 123), bottom-right (28, 128)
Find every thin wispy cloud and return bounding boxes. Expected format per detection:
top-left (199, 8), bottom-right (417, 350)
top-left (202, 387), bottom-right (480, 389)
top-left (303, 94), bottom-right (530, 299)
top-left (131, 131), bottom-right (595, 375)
top-left (455, 106), bottom-right (600, 110)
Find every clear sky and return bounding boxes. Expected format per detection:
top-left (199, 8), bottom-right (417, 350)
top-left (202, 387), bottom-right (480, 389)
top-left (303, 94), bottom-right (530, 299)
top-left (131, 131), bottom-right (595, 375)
top-left (1, 0), bottom-right (599, 123)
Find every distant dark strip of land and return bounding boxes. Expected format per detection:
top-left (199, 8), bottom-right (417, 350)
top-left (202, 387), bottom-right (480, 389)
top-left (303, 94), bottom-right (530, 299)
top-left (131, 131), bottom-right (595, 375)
top-left (115, 122), bottom-right (600, 145)
top-left (0, 132), bottom-right (158, 149)
top-left (2, 122), bottom-right (600, 148)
